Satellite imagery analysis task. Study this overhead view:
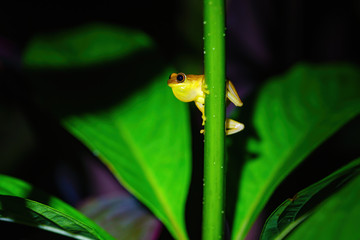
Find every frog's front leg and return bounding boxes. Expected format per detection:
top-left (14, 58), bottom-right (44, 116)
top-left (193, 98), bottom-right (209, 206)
top-left (195, 101), bottom-right (206, 134)
top-left (195, 101), bottom-right (206, 125)
top-left (225, 118), bottom-right (244, 135)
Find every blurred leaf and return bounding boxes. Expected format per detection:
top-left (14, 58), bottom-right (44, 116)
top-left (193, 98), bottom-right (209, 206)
top-left (261, 157), bottom-right (360, 240)
top-left (288, 166), bottom-right (360, 240)
top-left (63, 69), bottom-right (191, 240)
top-left (232, 63), bottom-right (360, 240)
top-left (0, 174), bottom-right (114, 240)
top-left (80, 193), bottom-right (162, 240)
top-left (23, 23), bottom-right (153, 68)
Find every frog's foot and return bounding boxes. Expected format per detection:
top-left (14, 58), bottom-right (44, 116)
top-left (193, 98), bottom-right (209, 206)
top-left (201, 114), bottom-right (206, 126)
top-left (202, 83), bottom-right (210, 95)
top-left (227, 81), bottom-right (243, 107)
top-left (200, 129), bottom-right (205, 134)
top-left (225, 118), bottom-right (244, 135)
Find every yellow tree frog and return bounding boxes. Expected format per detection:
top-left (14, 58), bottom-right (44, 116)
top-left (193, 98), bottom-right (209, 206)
top-left (167, 72), bottom-right (244, 135)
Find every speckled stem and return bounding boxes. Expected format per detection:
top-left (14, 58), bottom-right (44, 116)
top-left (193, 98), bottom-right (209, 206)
top-left (202, 0), bottom-right (226, 239)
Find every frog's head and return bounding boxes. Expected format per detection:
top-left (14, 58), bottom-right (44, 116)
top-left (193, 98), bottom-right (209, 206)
top-left (167, 73), bottom-right (202, 102)
top-left (167, 72), bottom-right (187, 86)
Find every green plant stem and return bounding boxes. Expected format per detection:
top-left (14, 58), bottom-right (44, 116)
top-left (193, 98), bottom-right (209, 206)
top-left (202, 0), bottom-right (226, 239)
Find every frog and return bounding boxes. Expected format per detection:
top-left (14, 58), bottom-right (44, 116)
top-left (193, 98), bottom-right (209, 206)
top-left (167, 72), bottom-right (244, 135)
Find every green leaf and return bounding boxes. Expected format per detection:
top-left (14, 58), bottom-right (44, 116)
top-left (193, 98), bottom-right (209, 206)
top-left (232, 63), bottom-right (360, 240)
top-left (63, 69), bottom-right (191, 240)
top-left (287, 165), bottom-right (360, 240)
top-left (260, 157), bottom-right (360, 240)
top-left (0, 174), bottom-right (115, 240)
top-left (23, 23), bottom-right (153, 68)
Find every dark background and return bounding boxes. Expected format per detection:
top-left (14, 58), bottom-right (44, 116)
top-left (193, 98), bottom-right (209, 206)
top-left (0, 0), bottom-right (359, 239)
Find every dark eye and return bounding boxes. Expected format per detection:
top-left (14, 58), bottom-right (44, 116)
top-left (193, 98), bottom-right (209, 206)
top-left (176, 73), bottom-right (186, 82)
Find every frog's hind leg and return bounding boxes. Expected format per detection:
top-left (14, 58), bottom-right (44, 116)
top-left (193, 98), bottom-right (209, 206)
top-left (226, 118), bottom-right (244, 135)
top-left (226, 80), bottom-right (243, 107)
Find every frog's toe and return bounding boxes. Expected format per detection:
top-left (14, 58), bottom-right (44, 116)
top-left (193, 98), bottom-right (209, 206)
top-left (225, 119), bottom-right (244, 135)
top-left (227, 80), bottom-right (243, 107)
top-left (202, 84), bottom-right (210, 95)
top-left (201, 115), bottom-right (206, 126)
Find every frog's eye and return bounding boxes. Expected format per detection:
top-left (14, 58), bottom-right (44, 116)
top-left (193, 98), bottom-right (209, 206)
top-left (176, 73), bottom-right (186, 83)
